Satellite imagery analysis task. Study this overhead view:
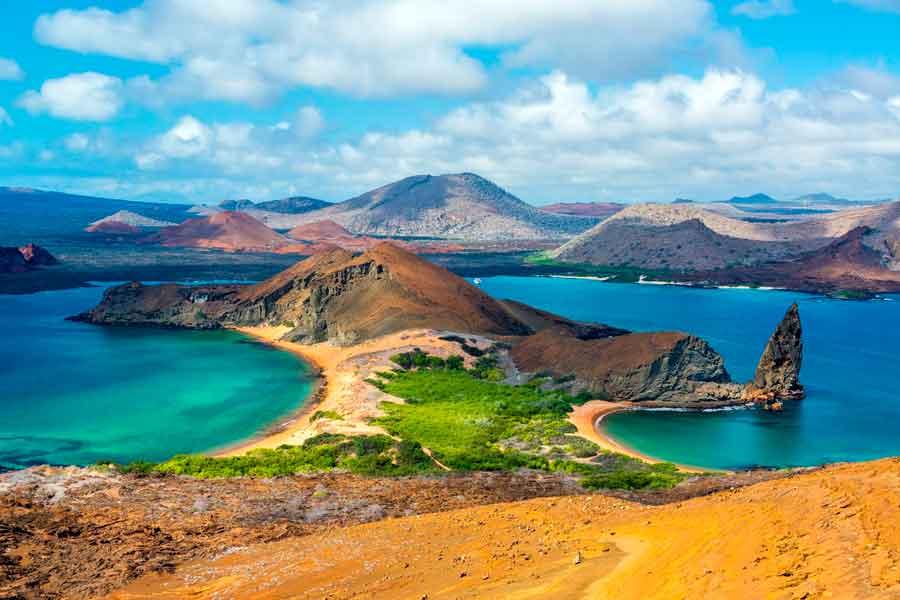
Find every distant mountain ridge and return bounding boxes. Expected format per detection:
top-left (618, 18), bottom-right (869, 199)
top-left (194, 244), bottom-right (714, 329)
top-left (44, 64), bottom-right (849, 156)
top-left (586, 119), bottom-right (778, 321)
top-left (726, 193), bottom-right (779, 205)
top-left (220, 196), bottom-right (331, 215)
top-left (270, 173), bottom-right (599, 241)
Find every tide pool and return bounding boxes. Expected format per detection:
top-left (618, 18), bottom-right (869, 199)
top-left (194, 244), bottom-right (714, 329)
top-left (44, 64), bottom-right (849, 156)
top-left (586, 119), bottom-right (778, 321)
top-left (476, 276), bottom-right (900, 470)
top-left (0, 286), bottom-right (313, 469)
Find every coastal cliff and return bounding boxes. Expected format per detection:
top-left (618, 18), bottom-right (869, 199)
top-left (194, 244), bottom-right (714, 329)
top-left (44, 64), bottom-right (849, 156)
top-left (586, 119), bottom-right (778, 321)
top-left (510, 303), bottom-right (804, 407)
top-left (74, 243), bottom-right (801, 408)
top-left (510, 327), bottom-right (742, 404)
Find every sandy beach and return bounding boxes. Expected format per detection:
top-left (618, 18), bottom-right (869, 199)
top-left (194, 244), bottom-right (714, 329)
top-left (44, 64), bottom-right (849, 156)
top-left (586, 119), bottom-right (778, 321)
top-left (214, 326), bottom-right (491, 456)
top-left (569, 401), bottom-right (709, 473)
top-left (217, 327), bottom-right (712, 474)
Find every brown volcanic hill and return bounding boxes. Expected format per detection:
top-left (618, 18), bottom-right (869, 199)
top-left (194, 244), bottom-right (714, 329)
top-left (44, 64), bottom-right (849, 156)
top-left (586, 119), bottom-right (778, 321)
top-left (76, 243), bottom-right (556, 343)
top-left (107, 458), bottom-right (900, 600)
top-left (264, 173), bottom-right (599, 241)
top-left (540, 201), bottom-right (624, 218)
top-left (550, 200), bottom-right (900, 273)
top-left (551, 217), bottom-right (807, 270)
top-left (700, 226), bottom-right (900, 293)
top-left (141, 211), bottom-right (286, 252)
top-left (287, 219), bottom-right (353, 240)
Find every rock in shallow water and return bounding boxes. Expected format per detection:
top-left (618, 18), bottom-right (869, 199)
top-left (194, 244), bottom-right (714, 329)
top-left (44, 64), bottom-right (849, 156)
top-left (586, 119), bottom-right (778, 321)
top-left (746, 303), bottom-right (805, 402)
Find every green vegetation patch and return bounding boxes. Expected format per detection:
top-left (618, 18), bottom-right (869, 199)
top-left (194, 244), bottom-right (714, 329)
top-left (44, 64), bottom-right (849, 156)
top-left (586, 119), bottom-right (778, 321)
top-left (112, 349), bottom-right (687, 491)
top-left (116, 433), bottom-right (437, 478)
top-left (310, 410), bottom-right (344, 422)
top-left (369, 356), bottom-right (687, 490)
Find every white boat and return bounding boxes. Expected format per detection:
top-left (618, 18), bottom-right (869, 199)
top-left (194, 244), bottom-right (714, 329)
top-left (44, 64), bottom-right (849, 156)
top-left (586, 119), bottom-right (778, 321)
top-left (473, 278), bottom-right (482, 285)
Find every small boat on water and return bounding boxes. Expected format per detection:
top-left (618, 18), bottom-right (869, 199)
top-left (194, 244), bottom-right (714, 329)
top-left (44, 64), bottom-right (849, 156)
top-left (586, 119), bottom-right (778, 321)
top-left (473, 278), bottom-right (482, 285)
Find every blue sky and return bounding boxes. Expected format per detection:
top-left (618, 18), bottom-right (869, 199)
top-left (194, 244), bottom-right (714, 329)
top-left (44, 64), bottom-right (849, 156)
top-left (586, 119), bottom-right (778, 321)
top-left (1, 0), bottom-right (900, 205)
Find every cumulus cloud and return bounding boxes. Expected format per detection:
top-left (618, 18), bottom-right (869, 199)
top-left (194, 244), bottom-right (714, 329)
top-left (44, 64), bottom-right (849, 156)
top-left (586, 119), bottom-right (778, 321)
top-left (109, 67), bottom-right (900, 202)
top-left (18, 72), bottom-right (124, 121)
top-left (0, 57), bottom-right (24, 80)
top-left (34, 0), bottom-right (722, 102)
top-left (732, 0), bottom-right (796, 18)
top-left (0, 107), bottom-right (12, 127)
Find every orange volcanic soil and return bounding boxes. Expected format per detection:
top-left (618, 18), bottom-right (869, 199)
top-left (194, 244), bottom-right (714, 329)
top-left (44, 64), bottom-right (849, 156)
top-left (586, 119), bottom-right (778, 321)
top-left (108, 458), bottom-right (900, 599)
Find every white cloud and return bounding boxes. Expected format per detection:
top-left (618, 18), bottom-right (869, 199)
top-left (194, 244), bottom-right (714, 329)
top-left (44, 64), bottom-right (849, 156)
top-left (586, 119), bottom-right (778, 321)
top-left (64, 133), bottom-right (90, 152)
top-left (834, 65), bottom-right (900, 99)
top-left (836, 0), bottom-right (900, 13)
top-left (732, 0), bottom-right (796, 18)
top-left (0, 57), bottom-right (24, 80)
top-left (110, 67), bottom-right (900, 202)
top-left (34, 0), bottom-right (722, 102)
top-left (18, 72), bottom-right (124, 121)
top-left (0, 107), bottom-right (12, 127)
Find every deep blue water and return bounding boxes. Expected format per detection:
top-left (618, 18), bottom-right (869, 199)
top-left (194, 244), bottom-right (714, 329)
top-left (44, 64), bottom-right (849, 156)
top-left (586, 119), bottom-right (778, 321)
top-left (477, 276), bottom-right (900, 470)
top-left (0, 286), bottom-right (313, 469)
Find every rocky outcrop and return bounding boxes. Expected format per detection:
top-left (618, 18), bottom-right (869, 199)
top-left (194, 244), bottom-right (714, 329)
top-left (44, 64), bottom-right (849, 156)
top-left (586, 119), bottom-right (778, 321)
top-left (0, 244), bottom-right (58, 273)
top-left (510, 327), bottom-right (743, 404)
top-left (74, 243), bottom-right (542, 343)
top-left (744, 303), bottom-right (804, 404)
top-left (510, 302), bottom-right (805, 407)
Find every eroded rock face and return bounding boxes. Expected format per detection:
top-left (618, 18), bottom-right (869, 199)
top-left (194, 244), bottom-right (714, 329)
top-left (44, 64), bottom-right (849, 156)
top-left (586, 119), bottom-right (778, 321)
top-left (746, 303), bottom-right (804, 401)
top-left (510, 327), bottom-right (742, 405)
top-left (73, 243), bottom-right (536, 344)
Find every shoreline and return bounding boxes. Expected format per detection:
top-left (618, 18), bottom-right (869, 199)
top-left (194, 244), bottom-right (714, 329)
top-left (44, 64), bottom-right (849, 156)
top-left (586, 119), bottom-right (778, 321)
top-left (569, 401), bottom-right (714, 474)
top-left (215, 327), bottom-right (723, 475)
top-left (211, 326), bottom-right (489, 456)
top-left (209, 326), bottom-right (329, 457)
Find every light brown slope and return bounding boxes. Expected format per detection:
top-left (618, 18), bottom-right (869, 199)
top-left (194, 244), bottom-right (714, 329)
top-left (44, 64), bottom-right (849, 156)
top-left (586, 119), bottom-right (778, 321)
top-left (108, 458), bottom-right (900, 600)
top-left (141, 210), bottom-right (286, 251)
top-left (232, 242), bottom-right (535, 342)
top-left (551, 200), bottom-right (900, 272)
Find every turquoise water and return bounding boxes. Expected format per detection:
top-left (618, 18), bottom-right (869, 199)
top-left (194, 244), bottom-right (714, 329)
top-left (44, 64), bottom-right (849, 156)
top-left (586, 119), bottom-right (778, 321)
top-left (0, 286), bottom-right (313, 469)
top-left (477, 276), bottom-right (900, 470)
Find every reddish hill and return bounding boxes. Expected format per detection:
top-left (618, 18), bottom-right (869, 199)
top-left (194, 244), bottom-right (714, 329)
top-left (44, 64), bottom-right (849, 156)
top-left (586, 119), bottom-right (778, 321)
top-left (142, 211), bottom-right (286, 252)
top-left (87, 221), bottom-right (141, 234)
top-left (280, 219), bottom-right (418, 255)
top-left (540, 202), bottom-right (624, 218)
top-left (288, 219), bottom-right (353, 239)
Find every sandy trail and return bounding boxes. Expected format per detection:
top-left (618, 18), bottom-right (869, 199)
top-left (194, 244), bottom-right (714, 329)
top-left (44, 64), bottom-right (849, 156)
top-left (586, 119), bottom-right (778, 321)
top-left (106, 458), bottom-right (900, 599)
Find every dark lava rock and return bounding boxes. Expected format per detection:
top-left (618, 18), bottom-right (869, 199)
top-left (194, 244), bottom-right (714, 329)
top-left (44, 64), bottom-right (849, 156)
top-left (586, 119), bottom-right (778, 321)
top-left (750, 303), bottom-right (804, 401)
